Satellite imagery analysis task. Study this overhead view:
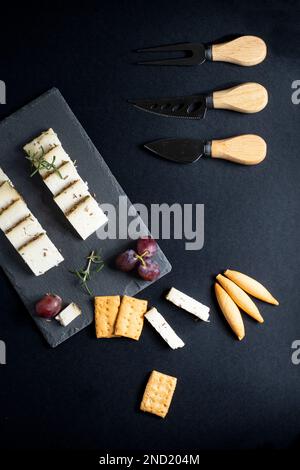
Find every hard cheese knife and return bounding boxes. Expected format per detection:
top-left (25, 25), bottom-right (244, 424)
top-left (137, 35), bottom-right (267, 67)
top-left (144, 134), bottom-right (267, 165)
top-left (130, 83), bottom-right (268, 119)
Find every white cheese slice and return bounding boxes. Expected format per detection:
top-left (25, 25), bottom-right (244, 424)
top-left (66, 195), bottom-right (108, 240)
top-left (54, 179), bottom-right (89, 213)
top-left (43, 161), bottom-right (80, 196)
top-left (166, 287), bottom-right (210, 322)
top-left (6, 215), bottom-right (45, 250)
top-left (145, 307), bottom-right (185, 350)
top-left (24, 131), bottom-right (108, 240)
top-left (0, 181), bottom-right (21, 211)
top-left (55, 302), bottom-right (81, 327)
top-left (18, 233), bottom-right (64, 276)
top-left (39, 145), bottom-right (71, 178)
top-left (23, 128), bottom-right (61, 160)
top-left (0, 199), bottom-right (30, 232)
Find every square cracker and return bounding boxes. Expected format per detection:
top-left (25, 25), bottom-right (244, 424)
top-left (95, 296), bottom-right (121, 338)
top-left (140, 370), bottom-right (177, 418)
top-left (114, 295), bottom-right (148, 340)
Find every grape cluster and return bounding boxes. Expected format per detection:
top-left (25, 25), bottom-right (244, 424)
top-left (116, 237), bottom-right (161, 281)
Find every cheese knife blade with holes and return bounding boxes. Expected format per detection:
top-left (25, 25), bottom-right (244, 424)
top-left (129, 83), bottom-right (268, 119)
top-left (145, 134), bottom-right (267, 166)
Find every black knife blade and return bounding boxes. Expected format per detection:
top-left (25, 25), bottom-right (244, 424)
top-left (129, 94), bottom-right (210, 119)
top-left (144, 139), bottom-right (211, 163)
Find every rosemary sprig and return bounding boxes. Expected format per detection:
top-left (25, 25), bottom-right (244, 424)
top-left (26, 145), bottom-right (63, 179)
top-left (71, 250), bottom-right (104, 295)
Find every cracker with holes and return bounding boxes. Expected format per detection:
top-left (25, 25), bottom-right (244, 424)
top-left (95, 296), bottom-right (121, 338)
top-left (114, 295), bottom-right (148, 340)
top-left (140, 370), bottom-right (177, 418)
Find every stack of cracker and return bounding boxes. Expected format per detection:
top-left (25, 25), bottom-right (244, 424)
top-left (95, 295), bottom-right (148, 340)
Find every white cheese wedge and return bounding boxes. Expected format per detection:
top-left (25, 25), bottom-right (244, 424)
top-left (6, 215), bottom-right (45, 250)
top-left (54, 179), bottom-right (89, 213)
top-left (0, 199), bottom-right (30, 232)
top-left (18, 233), bottom-right (64, 276)
top-left (145, 307), bottom-right (185, 350)
top-left (23, 128), bottom-right (61, 160)
top-left (166, 287), bottom-right (210, 322)
top-left (66, 195), bottom-right (108, 240)
top-left (43, 161), bottom-right (80, 196)
top-left (0, 181), bottom-right (21, 211)
top-left (55, 302), bottom-right (81, 327)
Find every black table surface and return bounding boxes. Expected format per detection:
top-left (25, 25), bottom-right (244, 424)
top-left (0, 0), bottom-right (299, 451)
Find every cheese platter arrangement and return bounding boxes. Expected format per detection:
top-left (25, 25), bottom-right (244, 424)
top-left (0, 88), bottom-right (171, 347)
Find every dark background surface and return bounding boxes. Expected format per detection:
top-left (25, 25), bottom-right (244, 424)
top-left (0, 0), bottom-right (299, 451)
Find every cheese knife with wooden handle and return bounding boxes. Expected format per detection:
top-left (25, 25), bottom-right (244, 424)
top-left (145, 134), bottom-right (267, 165)
top-left (130, 83), bottom-right (268, 119)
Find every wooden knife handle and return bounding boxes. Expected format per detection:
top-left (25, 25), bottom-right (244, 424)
top-left (212, 82), bottom-right (268, 114)
top-left (210, 134), bottom-right (267, 165)
top-left (211, 36), bottom-right (267, 66)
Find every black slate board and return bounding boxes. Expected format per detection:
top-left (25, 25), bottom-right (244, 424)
top-left (0, 88), bottom-right (171, 347)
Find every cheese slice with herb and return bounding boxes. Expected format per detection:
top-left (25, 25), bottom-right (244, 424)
top-left (43, 161), bottom-right (80, 196)
top-left (55, 303), bottom-right (81, 327)
top-left (19, 233), bottom-right (64, 276)
top-left (145, 307), bottom-right (185, 350)
top-left (39, 145), bottom-right (71, 178)
top-left (24, 130), bottom-right (108, 240)
top-left (23, 128), bottom-right (61, 160)
top-left (67, 195), bottom-right (108, 240)
top-left (6, 215), bottom-right (45, 250)
top-left (166, 287), bottom-right (210, 322)
top-left (0, 199), bottom-right (31, 232)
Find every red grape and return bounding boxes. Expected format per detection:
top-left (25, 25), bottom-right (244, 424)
top-left (138, 259), bottom-right (160, 281)
top-left (115, 249), bottom-right (138, 272)
top-left (35, 294), bottom-right (62, 319)
top-left (136, 236), bottom-right (157, 258)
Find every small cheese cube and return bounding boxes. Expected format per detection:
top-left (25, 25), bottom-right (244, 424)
top-left (54, 179), bottom-right (89, 213)
top-left (166, 287), bottom-right (210, 321)
top-left (0, 199), bottom-right (30, 232)
top-left (55, 303), bottom-right (81, 327)
top-left (6, 215), bottom-right (44, 250)
top-left (43, 161), bottom-right (80, 196)
top-left (0, 181), bottom-right (21, 211)
top-left (23, 128), bottom-right (61, 160)
top-left (66, 196), bottom-right (108, 240)
top-left (18, 233), bottom-right (64, 276)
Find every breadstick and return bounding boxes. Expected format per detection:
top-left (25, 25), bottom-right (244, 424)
top-left (216, 274), bottom-right (264, 323)
top-left (224, 269), bottom-right (279, 305)
top-left (214, 283), bottom-right (245, 340)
